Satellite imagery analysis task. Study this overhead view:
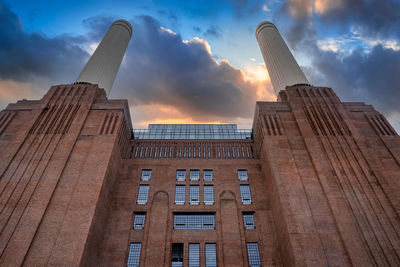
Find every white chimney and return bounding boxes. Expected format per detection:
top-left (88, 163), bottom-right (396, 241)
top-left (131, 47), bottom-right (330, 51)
top-left (76, 19), bottom-right (132, 95)
top-left (256, 21), bottom-right (308, 95)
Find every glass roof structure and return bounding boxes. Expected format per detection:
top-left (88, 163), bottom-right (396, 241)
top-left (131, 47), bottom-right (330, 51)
top-left (132, 124), bottom-right (252, 140)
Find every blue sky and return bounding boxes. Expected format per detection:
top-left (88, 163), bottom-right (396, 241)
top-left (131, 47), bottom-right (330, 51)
top-left (1, 0), bottom-right (400, 130)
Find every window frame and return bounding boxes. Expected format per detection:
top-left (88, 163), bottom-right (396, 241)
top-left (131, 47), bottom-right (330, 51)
top-left (190, 169), bottom-right (200, 181)
top-left (189, 185), bottom-right (200, 205)
top-left (133, 212), bottom-right (146, 230)
top-left (203, 185), bottom-right (214, 205)
top-left (141, 169), bottom-right (152, 181)
top-left (243, 212), bottom-right (255, 230)
top-left (246, 242), bottom-right (261, 267)
top-left (175, 185), bottom-right (186, 205)
top-left (238, 169), bottom-right (249, 181)
top-left (176, 169), bottom-right (186, 181)
top-left (203, 170), bottom-right (213, 181)
top-left (137, 185), bottom-right (149, 205)
top-left (240, 184), bottom-right (252, 204)
top-left (126, 243), bottom-right (141, 267)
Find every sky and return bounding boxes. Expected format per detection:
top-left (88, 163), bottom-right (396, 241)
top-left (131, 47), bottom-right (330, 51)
top-left (0, 0), bottom-right (399, 131)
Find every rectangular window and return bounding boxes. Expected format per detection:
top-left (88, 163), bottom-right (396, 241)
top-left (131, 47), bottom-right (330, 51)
top-left (190, 169), bottom-right (200, 181)
top-left (240, 185), bottom-right (252, 204)
top-left (246, 243), bottom-right (261, 267)
top-left (203, 170), bottom-right (213, 181)
top-left (175, 185), bottom-right (186, 205)
top-left (176, 170), bottom-right (186, 181)
top-left (171, 243), bottom-right (184, 267)
top-left (238, 169), bottom-right (248, 181)
top-left (243, 212), bottom-right (255, 229)
top-left (204, 185), bottom-right (214, 205)
top-left (205, 243), bottom-right (217, 267)
top-left (133, 213), bottom-right (146, 229)
top-left (127, 243), bottom-right (141, 267)
top-left (173, 213), bottom-right (215, 230)
top-left (188, 243), bottom-right (200, 267)
top-left (141, 169), bottom-right (151, 181)
top-left (190, 185), bottom-right (200, 205)
top-left (137, 185), bottom-right (149, 204)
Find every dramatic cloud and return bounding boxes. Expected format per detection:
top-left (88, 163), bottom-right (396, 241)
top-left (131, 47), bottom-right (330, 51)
top-left (0, 1), bottom-right (273, 127)
top-left (0, 1), bottom-right (88, 86)
top-left (282, 0), bottom-right (400, 38)
top-left (111, 15), bottom-right (273, 126)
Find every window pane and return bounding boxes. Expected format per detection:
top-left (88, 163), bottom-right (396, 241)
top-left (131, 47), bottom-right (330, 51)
top-left (133, 213), bottom-right (146, 230)
top-left (173, 213), bottom-right (215, 230)
top-left (188, 243), bottom-right (200, 267)
top-left (190, 185), bottom-right (200, 205)
top-left (127, 243), bottom-right (141, 267)
top-left (246, 243), bottom-right (261, 267)
top-left (243, 212), bottom-right (255, 229)
top-left (141, 169), bottom-right (151, 181)
top-left (238, 170), bottom-right (248, 181)
top-left (240, 185), bottom-right (252, 204)
top-left (137, 185), bottom-right (149, 204)
top-left (176, 170), bottom-right (186, 181)
top-left (175, 185), bottom-right (185, 205)
top-left (190, 169), bottom-right (200, 181)
top-left (171, 243), bottom-right (184, 267)
top-left (205, 243), bottom-right (217, 267)
top-left (203, 170), bottom-right (213, 181)
top-left (204, 185), bottom-right (214, 205)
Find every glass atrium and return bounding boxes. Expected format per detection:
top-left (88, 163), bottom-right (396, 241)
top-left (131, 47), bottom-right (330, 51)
top-left (132, 124), bottom-right (252, 140)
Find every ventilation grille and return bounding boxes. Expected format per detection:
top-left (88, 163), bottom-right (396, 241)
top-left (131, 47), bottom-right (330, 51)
top-left (263, 114), bottom-right (283, 136)
top-left (130, 141), bottom-right (256, 160)
top-left (0, 111), bottom-right (16, 135)
top-left (303, 105), bottom-right (351, 136)
top-left (99, 112), bottom-right (119, 135)
top-left (366, 115), bottom-right (397, 136)
top-left (28, 104), bottom-right (80, 135)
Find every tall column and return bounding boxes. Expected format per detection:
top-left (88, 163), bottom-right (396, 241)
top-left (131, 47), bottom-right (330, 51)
top-left (256, 21), bottom-right (308, 96)
top-left (76, 19), bottom-right (132, 96)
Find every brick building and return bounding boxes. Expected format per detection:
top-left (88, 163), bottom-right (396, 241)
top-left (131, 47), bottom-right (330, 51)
top-left (0, 20), bottom-right (400, 267)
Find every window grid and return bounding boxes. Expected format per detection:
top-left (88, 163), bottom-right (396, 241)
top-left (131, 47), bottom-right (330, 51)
top-left (173, 214), bottom-right (215, 230)
top-left (141, 169), bottom-right (151, 181)
top-left (243, 213), bottom-right (255, 229)
top-left (203, 170), bottom-right (213, 181)
top-left (190, 170), bottom-right (200, 181)
top-left (238, 170), bottom-right (248, 181)
top-left (137, 185), bottom-right (149, 204)
top-left (240, 185), bottom-right (252, 204)
top-left (246, 243), bottom-right (261, 267)
top-left (127, 243), bottom-right (141, 267)
top-left (176, 170), bottom-right (186, 181)
top-left (189, 185), bottom-right (200, 205)
top-left (204, 185), bottom-right (214, 205)
top-left (175, 185), bottom-right (186, 205)
top-left (133, 213), bottom-right (146, 230)
top-left (188, 243), bottom-right (200, 267)
top-left (205, 243), bottom-right (217, 267)
top-left (171, 243), bottom-right (184, 267)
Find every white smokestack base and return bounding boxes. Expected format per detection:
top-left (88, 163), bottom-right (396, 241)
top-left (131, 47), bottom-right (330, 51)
top-left (256, 21), bottom-right (309, 95)
top-left (76, 19), bottom-right (132, 96)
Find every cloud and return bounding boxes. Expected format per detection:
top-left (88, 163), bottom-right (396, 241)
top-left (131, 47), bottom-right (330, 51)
top-left (0, 0), bottom-right (89, 86)
top-left (112, 15), bottom-right (274, 124)
top-left (279, 0), bottom-right (400, 132)
top-left (311, 45), bottom-right (400, 118)
top-left (229, 0), bottom-right (262, 18)
top-left (204, 25), bottom-right (221, 38)
top-left (282, 0), bottom-right (400, 39)
top-left (0, 1), bottom-right (274, 127)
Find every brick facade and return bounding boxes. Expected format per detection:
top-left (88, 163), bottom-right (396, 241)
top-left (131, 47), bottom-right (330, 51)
top-left (0, 84), bottom-right (399, 266)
